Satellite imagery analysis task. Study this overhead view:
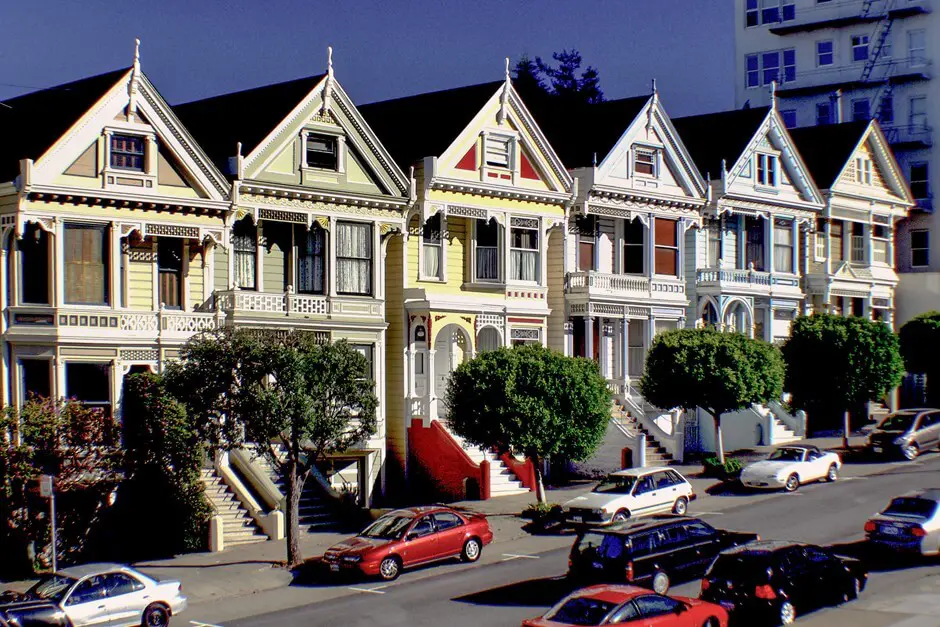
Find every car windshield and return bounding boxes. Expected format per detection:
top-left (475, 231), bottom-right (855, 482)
top-left (359, 515), bottom-right (414, 540)
top-left (884, 497), bottom-right (939, 519)
top-left (879, 413), bottom-right (915, 431)
top-left (545, 597), bottom-right (617, 626)
top-left (592, 475), bottom-right (637, 494)
top-left (26, 574), bottom-right (77, 602)
top-left (768, 448), bottom-right (804, 461)
top-left (575, 532), bottom-right (627, 559)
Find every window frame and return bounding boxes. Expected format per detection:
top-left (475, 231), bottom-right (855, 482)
top-left (472, 218), bottom-right (501, 283)
top-left (304, 133), bottom-right (339, 171)
top-left (816, 40), bottom-right (834, 67)
top-left (335, 221), bottom-right (374, 296)
top-left (909, 96), bottom-right (928, 129)
top-left (855, 157), bottom-right (873, 185)
top-left (816, 101), bottom-right (833, 126)
top-left (633, 146), bottom-right (658, 177)
top-left (231, 218), bottom-right (258, 291)
top-left (109, 134), bottom-right (146, 172)
top-left (509, 221), bottom-right (540, 283)
top-left (814, 218), bottom-right (826, 261)
top-left (773, 218), bottom-right (795, 274)
top-left (852, 98), bottom-right (870, 122)
top-left (349, 343), bottom-right (375, 383)
top-left (879, 95), bottom-right (894, 125)
top-left (157, 237), bottom-right (184, 310)
top-left (484, 133), bottom-right (514, 170)
top-left (746, 0), bottom-right (795, 26)
top-left (296, 224), bottom-right (326, 295)
top-left (780, 109), bottom-right (797, 129)
top-left (756, 153), bottom-right (779, 187)
top-left (653, 217), bottom-right (679, 277)
top-left (908, 29), bottom-right (926, 67)
top-left (910, 162), bottom-right (929, 200)
top-left (911, 229), bottom-right (929, 268)
top-left (420, 213), bottom-right (444, 281)
top-left (63, 222), bottom-right (111, 306)
top-left (872, 223), bottom-right (890, 265)
top-left (852, 35), bottom-right (870, 62)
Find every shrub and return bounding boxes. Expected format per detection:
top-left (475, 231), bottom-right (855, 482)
top-left (521, 502), bottom-right (563, 520)
top-left (702, 455), bottom-right (744, 480)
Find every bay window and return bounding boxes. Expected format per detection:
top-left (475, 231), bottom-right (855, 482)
top-left (773, 219), bottom-right (794, 273)
top-left (623, 218), bottom-right (644, 274)
top-left (475, 219), bottom-right (499, 281)
top-left (64, 223), bottom-right (109, 305)
top-left (297, 225), bottom-right (325, 294)
top-left (576, 215), bottom-right (596, 272)
top-left (757, 154), bottom-right (778, 187)
top-left (231, 218), bottom-right (257, 290)
top-left (851, 222), bottom-right (865, 263)
top-left (653, 217), bottom-right (678, 276)
top-left (422, 214), bottom-right (443, 279)
top-left (510, 222), bottom-right (539, 282)
top-left (19, 223), bottom-right (49, 305)
top-left (110, 134), bottom-right (145, 172)
top-left (830, 220), bottom-right (844, 262)
top-left (157, 238), bottom-right (183, 309)
top-left (707, 222), bottom-right (721, 267)
top-left (872, 224), bottom-right (890, 264)
top-left (336, 222), bottom-right (372, 295)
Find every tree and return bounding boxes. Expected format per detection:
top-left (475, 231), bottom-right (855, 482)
top-left (445, 344), bottom-right (610, 503)
top-left (514, 49), bottom-right (605, 104)
top-left (512, 55), bottom-right (546, 96)
top-left (640, 328), bottom-right (785, 464)
top-left (898, 311), bottom-right (940, 405)
top-left (782, 314), bottom-right (903, 446)
top-left (167, 329), bottom-right (377, 568)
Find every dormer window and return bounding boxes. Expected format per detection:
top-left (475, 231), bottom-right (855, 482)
top-left (306, 134), bottom-right (338, 170)
top-left (485, 135), bottom-right (513, 168)
top-left (634, 147), bottom-right (658, 177)
top-left (756, 154), bottom-right (778, 187)
top-left (855, 157), bottom-right (873, 185)
top-left (110, 135), bottom-right (145, 172)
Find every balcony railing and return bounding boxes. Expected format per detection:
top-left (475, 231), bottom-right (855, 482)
top-left (565, 271), bottom-right (685, 299)
top-left (212, 289), bottom-right (383, 319)
top-left (695, 267), bottom-right (802, 293)
top-left (882, 124), bottom-right (933, 149)
top-left (774, 57), bottom-right (930, 98)
top-left (7, 306), bottom-right (221, 341)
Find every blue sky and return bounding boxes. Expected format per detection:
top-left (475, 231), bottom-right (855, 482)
top-left (0, 0), bottom-right (734, 116)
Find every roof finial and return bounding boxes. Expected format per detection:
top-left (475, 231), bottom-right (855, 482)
top-left (497, 57), bottom-right (511, 126)
top-left (327, 45), bottom-right (334, 78)
top-left (770, 80), bottom-right (777, 110)
top-left (505, 57), bottom-right (511, 83)
top-left (322, 46), bottom-right (334, 116)
top-left (127, 38), bottom-right (141, 123)
top-left (651, 78), bottom-right (657, 95)
top-left (134, 38), bottom-right (141, 71)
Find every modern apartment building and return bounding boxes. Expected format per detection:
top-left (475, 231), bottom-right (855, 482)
top-left (734, 0), bottom-right (937, 324)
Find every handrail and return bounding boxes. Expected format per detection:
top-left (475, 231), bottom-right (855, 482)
top-left (230, 448), bottom-right (283, 511)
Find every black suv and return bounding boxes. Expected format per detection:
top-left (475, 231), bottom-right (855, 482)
top-left (567, 515), bottom-right (758, 594)
top-left (700, 541), bottom-right (867, 625)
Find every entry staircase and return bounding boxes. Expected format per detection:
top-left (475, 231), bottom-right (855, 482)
top-left (252, 451), bottom-right (345, 532)
top-left (769, 414), bottom-right (800, 444)
top-left (611, 400), bottom-right (673, 466)
top-left (447, 430), bottom-right (529, 497)
top-left (200, 467), bottom-right (269, 547)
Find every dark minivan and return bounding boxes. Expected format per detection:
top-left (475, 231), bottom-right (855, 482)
top-left (700, 541), bottom-right (867, 625)
top-left (568, 515), bottom-right (758, 595)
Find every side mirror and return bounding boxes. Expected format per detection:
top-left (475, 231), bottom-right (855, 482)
top-left (406, 532), bottom-right (419, 541)
top-left (673, 603), bottom-right (687, 615)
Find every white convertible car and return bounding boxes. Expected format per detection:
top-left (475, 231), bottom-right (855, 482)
top-left (740, 445), bottom-right (842, 492)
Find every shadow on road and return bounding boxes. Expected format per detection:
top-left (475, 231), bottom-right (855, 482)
top-left (827, 540), bottom-right (938, 573)
top-left (452, 575), bottom-right (574, 607)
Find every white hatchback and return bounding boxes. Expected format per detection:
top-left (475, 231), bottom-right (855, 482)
top-left (562, 467), bottom-right (696, 526)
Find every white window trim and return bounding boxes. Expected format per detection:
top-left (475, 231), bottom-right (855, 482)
top-left (481, 131), bottom-right (518, 185)
top-left (816, 39), bottom-right (834, 67)
top-left (102, 125), bottom-right (158, 191)
top-left (632, 145), bottom-right (660, 178)
top-left (814, 229), bottom-right (826, 262)
top-left (855, 157), bottom-right (873, 185)
top-left (871, 223), bottom-right (891, 266)
top-left (470, 218), bottom-right (502, 285)
top-left (851, 34), bottom-right (870, 63)
top-left (755, 153), bottom-right (780, 189)
top-left (507, 216), bottom-right (542, 286)
top-left (300, 128), bottom-right (346, 174)
top-left (418, 212), bottom-right (446, 283)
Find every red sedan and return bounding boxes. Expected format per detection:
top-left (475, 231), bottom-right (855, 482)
top-left (523, 585), bottom-right (728, 627)
top-left (321, 506), bottom-right (493, 581)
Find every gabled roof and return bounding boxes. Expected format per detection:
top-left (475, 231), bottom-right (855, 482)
top-left (357, 81), bottom-right (503, 170)
top-left (672, 107), bottom-right (772, 180)
top-left (174, 74), bottom-right (327, 172)
top-left (788, 121), bottom-right (870, 189)
top-left (0, 67), bottom-right (130, 182)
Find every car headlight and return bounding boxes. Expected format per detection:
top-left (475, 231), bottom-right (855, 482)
top-left (893, 436), bottom-right (909, 446)
top-left (595, 508), bottom-right (607, 515)
top-left (342, 555), bottom-right (363, 563)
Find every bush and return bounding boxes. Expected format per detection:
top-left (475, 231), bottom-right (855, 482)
top-left (521, 502), bottom-right (563, 521)
top-left (702, 456), bottom-right (744, 480)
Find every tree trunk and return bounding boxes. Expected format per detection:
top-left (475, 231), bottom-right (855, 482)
top-left (285, 458), bottom-right (303, 568)
top-left (714, 412), bottom-right (725, 465)
top-left (532, 458), bottom-right (546, 504)
top-left (842, 410), bottom-right (851, 451)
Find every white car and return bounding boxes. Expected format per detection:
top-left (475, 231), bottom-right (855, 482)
top-left (562, 467), bottom-right (696, 525)
top-left (740, 445), bottom-right (841, 492)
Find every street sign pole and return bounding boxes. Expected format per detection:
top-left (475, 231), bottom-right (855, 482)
top-left (40, 475), bottom-right (56, 572)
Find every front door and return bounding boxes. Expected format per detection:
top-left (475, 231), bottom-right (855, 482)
top-left (433, 327), bottom-right (469, 419)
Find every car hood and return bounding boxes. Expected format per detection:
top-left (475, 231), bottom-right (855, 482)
top-left (564, 491), bottom-right (626, 509)
top-left (326, 536), bottom-right (391, 555)
top-left (870, 429), bottom-right (910, 437)
top-left (743, 460), bottom-right (792, 475)
top-left (0, 595), bottom-right (58, 613)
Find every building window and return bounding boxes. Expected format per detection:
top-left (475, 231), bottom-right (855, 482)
top-left (65, 362), bottom-right (112, 418)
top-left (746, 0), bottom-right (759, 26)
top-left (654, 217), bottom-right (678, 276)
top-left (881, 33), bottom-right (893, 58)
top-left (623, 218), bottom-right (644, 274)
top-left (336, 222), bottom-right (373, 295)
top-left (707, 222), bottom-right (721, 267)
top-left (745, 216), bottom-right (765, 271)
top-left (911, 230), bottom-right (929, 267)
top-left (110, 134), bottom-right (144, 172)
top-left (475, 219), bottom-right (499, 281)
top-left (756, 154), bottom-right (778, 187)
top-left (19, 223), bottom-right (49, 305)
top-left (510, 224), bottom-right (539, 282)
top-left (305, 135), bottom-right (338, 170)
top-left (851, 222), bottom-right (865, 263)
top-left (872, 224), bottom-right (890, 264)
top-left (745, 49), bottom-right (795, 87)
top-left (576, 215), bottom-right (595, 272)
top-left (910, 162), bottom-right (929, 199)
top-left (780, 109), bottom-right (797, 128)
top-left (830, 220), bottom-right (844, 262)
top-left (485, 135), bottom-right (512, 168)
top-left (816, 40), bottom-right (834, 66)
top-left (350, 344), bottom-right (375, 383)
top-left (878, 96), bottom-right (894, 125)
top-left (773, 219), bottom-right (794, 273)
top-left (816, 101), bottom-right (833, 126)
top-left (64, 223), bottom-right (109, 305)
top-left (634, 147), bottom-right (657, 176)
top-left (157, 238), bottom-right (183, 310)
top-left (909, 30), bottom-right (926, 66)
top-left (231, 218), bottom-right (257, 290)
top-left (746, 0), bottom-right (795, 26)
top-left (422, 214), bottom-right (443, 279)
top-left (855, 158), bottom-right (873, 184)
top-left (746, 54), bottom-right (760, 88)
top-left (852, 98), bottom-right (870, 122)
top-left (815, 218), bottom-right (826, 259)
top-left (910, 96), bottom-right (927, 129)
top-left (297, 225), bottom-right (325, 294)
top-left (852, 35), bottom-right (870, 62)
top-left (20, 359), bottom-right (51, 401)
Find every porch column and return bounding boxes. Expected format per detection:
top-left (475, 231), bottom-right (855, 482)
top-left (737, 215), bottom-right (746, 269)
top-left (645, 215), bottom-right (655, 277)
top-left (406, 347), bottom-right (416, 397)
top-left (426, 348), bottom-right (437, 421)
top-left (328, 217), bottom-right (337, 297)
top-left (647, 314), bottom-right (656, 363)
top-left (791, 220), bottom-right (799, 274)
top-left (765, 216), bottom-right (774, 274)
top-left (621, 317), bottom-right (630, 386)
top-left (601, 320), bottom-right (613, 379)
top-left (584, 316), bottom-right (594, 360)
top-left (110, 223), bottom-right (121, 310)
top-left (563, 321), bottom-right (574, 357)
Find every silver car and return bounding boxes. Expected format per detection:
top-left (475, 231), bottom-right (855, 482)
top-left (3, 563), bottom-right (186, 627)
top-left (865, 489), bottom-right (940, 556)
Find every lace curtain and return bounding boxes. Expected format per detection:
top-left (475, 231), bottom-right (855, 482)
top-left (774, 222), bottom-right (794, 273)
top-left (232, 232), bottom-right (256, 290)
top-left (337, 222), bottom-right (372, 294)
top-left (511, 228), bottom-right (538, 281)
top-left (298, 227), bottom-right (325, 293)
top-left (423, 243), bottom-right (441, 278)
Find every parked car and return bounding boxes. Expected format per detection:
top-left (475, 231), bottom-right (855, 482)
top-left (321, 505), bottom-right (493, 581)
top-left (866, 408), bottom-right (940, 460)
top-left (0, 563), bottom-right (186, 627)
top-left (700, 541), bottom-right (867, 626)
top-left (739, 445), bottom-right (841, 492)
top-left (522, 584), bottom-right (728, 627)
top-left (865, 488), bottom-right (940, 556)
top-left (563, 468), bottom-right (696, 526)
top-left (568, 515), bottom-right (759, 594)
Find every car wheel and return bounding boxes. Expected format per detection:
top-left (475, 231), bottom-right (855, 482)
top-left (784, 473), bottom-right (800, 492)
top-left (702, 619), bottom-right (720, 627)
top-left (461, 537), bottom-right (482, 563)
top-left (378, 556), bottom-right (402, 581)
top-left (652, 570), bottom-right (670, 594)
top-left (672, 497), bottom-right (689, 516)
top-left (902, 443), bottom-right (919, 461)
top-left (843, 576), bottom-right (862, 602)
top-left (779, 600), bottom-right (796, 625)
top-left (612, 510), bottom-right (629, 523)
top-left (142, 604), bottom-right (170, 627)
top-left (827, 464), bottom-right (839, 482)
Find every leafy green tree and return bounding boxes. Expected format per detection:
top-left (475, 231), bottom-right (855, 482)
top-left (898, 311), bottom-right (940, 405)
top-left (640, 328), bottom-right (785, 464)
top-left (167, 329), bottom-right (377, 568)
top-left (782, 314), bottom-right (904, 445)
top-left (445, 344), bottom-right (610, 503)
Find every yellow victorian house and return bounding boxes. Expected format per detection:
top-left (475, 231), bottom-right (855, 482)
top-left (360, 68), bottom-right (573, 499)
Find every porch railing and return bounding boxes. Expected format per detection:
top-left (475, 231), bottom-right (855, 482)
top-left (696, 268), bottom-right (772, 286)
top-left (565, 272), bottom-right (684, 297)
top-left (213, 289), bottom-right (330, 316)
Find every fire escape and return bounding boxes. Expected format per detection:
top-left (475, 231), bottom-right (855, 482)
top-left (860, 0), bottom-right (898, 124)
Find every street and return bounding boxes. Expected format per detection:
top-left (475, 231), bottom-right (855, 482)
top-left (179, 453), bottom-right (940, 627)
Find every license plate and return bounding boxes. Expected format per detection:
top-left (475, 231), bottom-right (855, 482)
top-left (329, 564), bottom-right (340, 572)
top-left (881, 526), bottom-right (899, 535)
top-left (720, 601), bottom-right (735, 611)
top-left (572, 516), bottom-right (582, 523)
top-left (872, 446), bottom-right (883, 453)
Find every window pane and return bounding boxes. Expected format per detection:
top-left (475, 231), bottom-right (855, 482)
top-left (21, 359), bottom-right (51, 399)
top-left (337, 222), bottom-right (373, 294)
top-left (110, 135), bottom-right (144, 171)
top-left (512, 228), bottom-right (538, 250)
top-left (297, 226), bottom-right (325, 294)
top-left (19, 225), bottom-right (50, 304)
top-left (654, 218), bottom-right (677, 247)
top-left (578, 241), bottom-right (595, 272)
top-left (306, 135), bottom-right (337, 169)
top-left (64, 224), bottom-right (109, 305)
top-left (654, 248), bottom-right (677, 276)
top-left (485, 136), bottom-right (511, 167)
top-left (65, 362), bottom-right (112, 418)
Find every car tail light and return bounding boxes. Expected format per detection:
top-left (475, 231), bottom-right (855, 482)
top-left (754, 585), bottom-right (777, 600)
top-left (912, 526), bottom-right (927, 537)
top-left (625, 561), bottom-right (634, 582)
top-left (701, 578), bottom-right (711, 591)
top-left (755, 535), bottom-right (761, 541)
top-left (864, 520), bottom-right (876, 533)
top-left (568, 559), bottom-right (573, 568)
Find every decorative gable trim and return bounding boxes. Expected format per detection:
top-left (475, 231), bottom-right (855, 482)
top-left (507, 91), bottom-right (572, 191)
top-left (835, 122), bottom-right (915, 205)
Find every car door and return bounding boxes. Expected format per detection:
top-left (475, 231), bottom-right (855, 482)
top-left (432, 512), bottom-right (466, 558)
top-left (631, 475), bottom-right (659, 516)
top-left (633, 594), bottom-right (690, 627)
top-left (778, 548), bottom-right (818, 611)
top-left (62, 576), bottom-right (113, 627)
top-left (655, 523), bottom-right (695, 582)
top-left (804, 449), bottom-right (825, 481)
top-left (683, 520), bottom-right (721, 576)
top-left (920, 411), bottom-right (940, 448)
top-left (802, 546), bottom-right (847, 607)
top-left (400, 515), bottom-right (439, 565)
top-left (100, 573), bottom-right (147, 627)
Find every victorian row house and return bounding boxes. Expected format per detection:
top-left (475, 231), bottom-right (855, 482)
top-left (1, 46), bottom-right (914, 546)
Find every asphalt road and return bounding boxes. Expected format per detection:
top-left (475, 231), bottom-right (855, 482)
top-left (203, 454), bottom-right (940, 627)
